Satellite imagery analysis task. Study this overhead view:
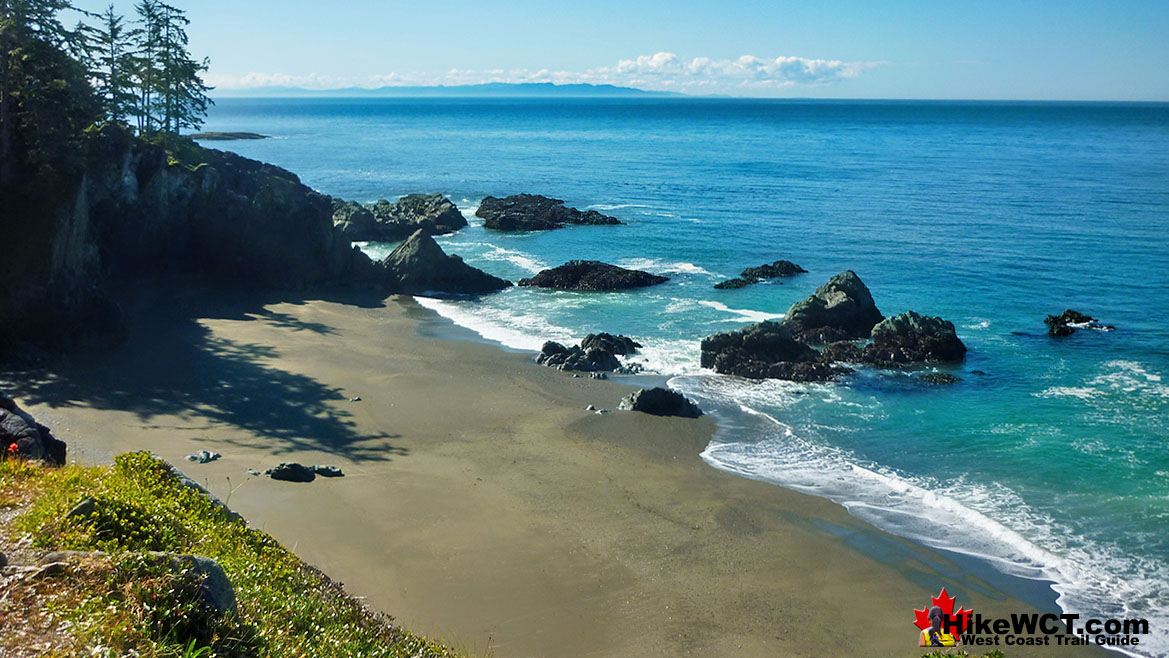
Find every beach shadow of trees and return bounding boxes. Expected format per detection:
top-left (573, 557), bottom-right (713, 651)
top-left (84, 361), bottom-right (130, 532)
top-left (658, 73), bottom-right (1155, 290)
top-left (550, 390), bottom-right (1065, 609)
top-left (2, 287), bottom-right (405, 463)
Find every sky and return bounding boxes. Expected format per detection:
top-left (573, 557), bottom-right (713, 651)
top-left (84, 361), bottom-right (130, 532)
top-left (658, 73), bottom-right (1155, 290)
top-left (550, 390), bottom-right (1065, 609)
top-left (71, 0), bottom-right (1169, 100)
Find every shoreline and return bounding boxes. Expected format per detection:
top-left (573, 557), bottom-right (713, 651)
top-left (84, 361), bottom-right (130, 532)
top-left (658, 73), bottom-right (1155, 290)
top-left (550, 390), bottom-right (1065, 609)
top-left (2, 287), bottom-right (1106, 657)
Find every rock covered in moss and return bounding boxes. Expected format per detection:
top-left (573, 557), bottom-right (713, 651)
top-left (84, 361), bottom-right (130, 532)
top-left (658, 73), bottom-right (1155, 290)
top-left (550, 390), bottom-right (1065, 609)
top-left (860, 311), bottom-right (967, 365)
top-left (783, 270), bottom-right (884, 343)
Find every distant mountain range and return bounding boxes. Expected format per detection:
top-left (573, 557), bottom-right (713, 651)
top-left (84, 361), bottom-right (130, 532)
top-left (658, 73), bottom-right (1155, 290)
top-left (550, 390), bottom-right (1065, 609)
top-left (211, 82), bottom-right (686, 98)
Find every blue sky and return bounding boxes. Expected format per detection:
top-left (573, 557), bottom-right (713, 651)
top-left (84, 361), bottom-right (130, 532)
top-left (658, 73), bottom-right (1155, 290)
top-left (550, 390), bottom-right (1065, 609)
top-left (73, 0), bottom-right (1169, 100)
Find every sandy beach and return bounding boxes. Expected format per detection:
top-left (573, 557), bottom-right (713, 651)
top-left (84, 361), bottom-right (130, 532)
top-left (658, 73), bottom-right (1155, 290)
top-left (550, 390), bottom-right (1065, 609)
top-left (2, 287), bottom-right (1105, 658)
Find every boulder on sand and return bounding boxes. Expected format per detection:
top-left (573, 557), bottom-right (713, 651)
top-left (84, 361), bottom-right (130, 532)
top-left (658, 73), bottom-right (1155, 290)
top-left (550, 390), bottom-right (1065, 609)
top-left (617, 387), bottom-right (703, 418)
top-left (380, 230), bottom-right (512, 295)
top-left (519, 261), bottom-right (667, 291)
top-left (0, 395), bottom-right (66, 465)
top-left (265, 463), bottom-right (315, 483)
top-left (782, 270), bottom-right (884, 343)
top-left (536, 341), bottom-right (622, 372)
top-left (700, 320), bottom-right (838, 382)
top-left (860, 311), bottom-right (967, 365)
top-left (475, 194), bottom-right (622, 231)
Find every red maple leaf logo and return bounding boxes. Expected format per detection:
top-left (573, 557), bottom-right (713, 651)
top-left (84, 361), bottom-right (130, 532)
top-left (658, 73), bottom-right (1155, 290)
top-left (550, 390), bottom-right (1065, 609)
top-left (913, 587), bottom-right (973, 633)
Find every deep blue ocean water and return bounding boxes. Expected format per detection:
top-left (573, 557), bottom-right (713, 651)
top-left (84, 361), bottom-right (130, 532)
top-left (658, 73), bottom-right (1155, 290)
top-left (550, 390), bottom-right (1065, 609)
top-left (199, 98), bottom-right (1169, 654)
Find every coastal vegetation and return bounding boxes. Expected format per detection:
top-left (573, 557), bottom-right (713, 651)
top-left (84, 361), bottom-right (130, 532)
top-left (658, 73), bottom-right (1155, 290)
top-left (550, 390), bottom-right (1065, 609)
top-left (0, 452), bottom-right (460, 657)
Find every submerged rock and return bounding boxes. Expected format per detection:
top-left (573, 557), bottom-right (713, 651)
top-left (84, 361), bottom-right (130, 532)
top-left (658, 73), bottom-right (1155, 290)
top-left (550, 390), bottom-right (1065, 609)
top-left (860, 311), bottom-right (967, 365)
top-left (380, 230), bottom-right (512, 295)
top-left (1044, 309), bottom-right (1114, 336)
top-left (715, 260), bottom-right (807, 289)
top-left (475, 194), bottom-right (622, 231)
top-left (700, 320), bottom-right (834, 381)
top-left (783, 270), bottom-right (884, 343)
top-left (580, 333), bottom-right (641, 355)
top-left (519, 260), bottom-right (668, 291)
top-left (0, 395), bottom-right (66, 465)
top-left (922, 372), bottom-right (961, 385)
top-left (618, 387), bottom-right (703, 418)
top-left (265, 463), bottom-right (316, 483)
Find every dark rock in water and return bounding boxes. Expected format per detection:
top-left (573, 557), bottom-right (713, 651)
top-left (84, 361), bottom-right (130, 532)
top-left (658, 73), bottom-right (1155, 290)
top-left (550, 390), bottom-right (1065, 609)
top-left (741, 260), bottom-right (807, 280)
top-left (783, 270), bottom-right (883, 343)
top-left (265, 463), bottom-right (316, 483)
top-left (580, 333), bottom-right (641, 355)
top-left (715, 260), bottom-right (807, 290)
top-left (860, 311), bottom-right (967, 365)
top-left (0, 395), bottom-right (66, 465)
top-left (700, 320), bottom-right (825, 380)
top-left (476, 194), bottom-right (622, 231)
top-left (1044, 309), bottom-right (1114, 336)
top-left (618, 387), bottom-right (703, 418)
top-left (380, 229), bottom-right (512, 295)
top-left (821, 340), bottom-right (863, 363)
top-left (186, 450), bottom-right (221, 464)
top-left (519, 260), bottom-right (668, 291)
top-left (971, 370), bottom-right (988, 376)
top-left (922, 372), bottom-right (961, 385)
top-left (536, 341), bottom-right (622, 372)
top-left (333, 193), bottom-right (467, 242)
top-left (311, 465), bottom-right (344, 478)
top-left (713, 277), bottom-right (753, 290)
top-left (371, 193), bottom-right (468, 237)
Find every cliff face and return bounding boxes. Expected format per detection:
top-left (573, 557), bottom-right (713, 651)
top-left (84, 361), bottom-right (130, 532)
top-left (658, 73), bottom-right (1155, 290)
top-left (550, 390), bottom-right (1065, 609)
top-left (1, 124), bottom-right (377, 362)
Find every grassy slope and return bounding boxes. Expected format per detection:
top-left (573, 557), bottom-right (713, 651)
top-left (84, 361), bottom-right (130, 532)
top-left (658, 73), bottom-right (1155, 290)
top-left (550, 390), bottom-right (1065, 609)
top-left (0, 453), bottom-right (460, 658)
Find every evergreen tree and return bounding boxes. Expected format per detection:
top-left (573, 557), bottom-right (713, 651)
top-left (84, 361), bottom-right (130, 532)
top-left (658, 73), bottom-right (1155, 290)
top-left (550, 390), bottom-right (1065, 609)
top-left (87, 4), bottom-right (137, 125)
top-left (130, 1), bottom-right (211, 138)
top-left (0, 0), bottom-right (97, 187)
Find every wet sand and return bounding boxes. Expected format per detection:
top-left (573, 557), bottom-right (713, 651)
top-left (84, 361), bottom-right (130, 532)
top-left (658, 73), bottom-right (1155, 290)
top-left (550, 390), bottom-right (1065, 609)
top-left (4, 288), bottom-right (1104, 657)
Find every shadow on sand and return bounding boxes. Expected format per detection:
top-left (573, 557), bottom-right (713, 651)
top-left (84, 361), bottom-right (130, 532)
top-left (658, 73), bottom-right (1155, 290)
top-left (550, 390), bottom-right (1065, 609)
top-left (1, 284), bottom-right (405, 463)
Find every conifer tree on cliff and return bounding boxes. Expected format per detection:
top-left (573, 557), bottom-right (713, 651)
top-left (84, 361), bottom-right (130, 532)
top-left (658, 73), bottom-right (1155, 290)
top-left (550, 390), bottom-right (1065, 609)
top-left (132, 0), bottom-right (211, 138)
top-left (85, 4), bottom-right (137, 125)
top-left (0, 0), bottom-right (98, 188)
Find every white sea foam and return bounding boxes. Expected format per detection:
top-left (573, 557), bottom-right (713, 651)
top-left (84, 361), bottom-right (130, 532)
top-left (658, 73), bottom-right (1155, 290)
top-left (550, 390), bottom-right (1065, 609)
top-left (586, 203), bottom-right (652, 211)
top-left (476, 245), bottom-right (547, 274)
top-left (616, 257), bottom-right (715, 276)
top-left (668, 373), bottom-right (1169, 658)
top-left (696, 300), bottom-right (784, 323)
top-left (413, 295), bottom-right (575, 352)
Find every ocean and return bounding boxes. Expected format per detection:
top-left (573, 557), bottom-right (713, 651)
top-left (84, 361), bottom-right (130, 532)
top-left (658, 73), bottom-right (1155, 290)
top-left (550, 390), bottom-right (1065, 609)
top-left (198, 97), bottom-right (1169, 655)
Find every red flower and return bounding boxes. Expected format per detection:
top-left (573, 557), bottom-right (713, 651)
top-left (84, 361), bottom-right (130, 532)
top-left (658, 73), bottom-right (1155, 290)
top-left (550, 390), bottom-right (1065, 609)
top-left (7, 442), bottom-right (18, 453)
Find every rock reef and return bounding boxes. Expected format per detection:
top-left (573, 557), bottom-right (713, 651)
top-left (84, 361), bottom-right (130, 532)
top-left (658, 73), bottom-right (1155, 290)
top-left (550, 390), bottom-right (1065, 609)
top-left (519, 261), bottom-right (668, 291)
top-left (715, 260), bottom-right (807, 289)
top-left (380, 230), bottom-right (512, 296)
top-left (1044, 309), bottom-right (1114, 336)
top-left (782, 270), bottom-right (885, 343)
top-left (332, 193), bottom-right (467, 242)
top-left (475, 194), bottom-right (622, 231)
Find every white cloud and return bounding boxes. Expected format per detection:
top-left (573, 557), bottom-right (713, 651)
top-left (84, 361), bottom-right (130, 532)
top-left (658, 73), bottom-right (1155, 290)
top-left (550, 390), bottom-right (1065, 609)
top-left (206, 52), bottom-right (883, 95)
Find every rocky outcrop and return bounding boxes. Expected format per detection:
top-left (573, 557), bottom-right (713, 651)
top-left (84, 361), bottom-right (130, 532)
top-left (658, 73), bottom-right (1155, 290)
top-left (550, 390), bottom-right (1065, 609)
top-left (860, 311), bottom-right (967, 365)
top-left (332, 193), bottom-right (467, 242)
top-left (782, 270), bottom-right (883, 343)
top-left (2, 124), bottom-right (379, 362)
top-left (0, 394), bottom-right (66, 465)
top-left (536, 341), bottom-right (622, 372)
top-left (519, 261), bottom-right (668, 291)
top-left (1044, 309), bottom-right (1114, 336)
top-left (715, 260), bottom-right (807, 289)
top-left (580, 333), bottom-right (641, 355)
top-left (379, 230), bottom-right (511, 295)
top-left (475, 194), bottom-right (622, 231)
top-left (921, 373), bottom-right (961, 385)
top-left (700, 320), bottom-right (839, 382)
top-left (617, 387), bottom-right (703, 418)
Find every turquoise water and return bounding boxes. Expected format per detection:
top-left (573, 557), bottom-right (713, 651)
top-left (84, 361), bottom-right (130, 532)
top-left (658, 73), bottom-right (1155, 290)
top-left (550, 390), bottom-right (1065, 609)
top-left (199, 98), bottom-right (1169, 654)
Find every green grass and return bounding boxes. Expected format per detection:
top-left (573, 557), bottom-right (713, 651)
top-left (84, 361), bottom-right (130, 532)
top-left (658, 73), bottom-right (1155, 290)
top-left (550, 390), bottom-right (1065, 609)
top-left (1, 453), bottom-right (463, 658)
